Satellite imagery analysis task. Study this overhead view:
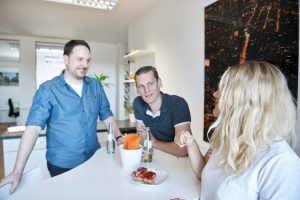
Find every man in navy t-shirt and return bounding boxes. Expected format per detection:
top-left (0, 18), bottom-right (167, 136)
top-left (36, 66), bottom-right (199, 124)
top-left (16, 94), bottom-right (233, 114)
top-left (133, 66), bottom-right (191, 157)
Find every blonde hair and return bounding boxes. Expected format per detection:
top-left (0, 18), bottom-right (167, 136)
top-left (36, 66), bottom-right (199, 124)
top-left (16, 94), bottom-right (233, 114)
top-left (209, 61), bottom-right (297, 173)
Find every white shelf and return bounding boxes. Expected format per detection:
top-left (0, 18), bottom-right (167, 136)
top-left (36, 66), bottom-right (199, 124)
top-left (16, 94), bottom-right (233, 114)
top-left (123, 79), bottom-right (135, 83)
top-left (123, 50), bottom-right (154, 59)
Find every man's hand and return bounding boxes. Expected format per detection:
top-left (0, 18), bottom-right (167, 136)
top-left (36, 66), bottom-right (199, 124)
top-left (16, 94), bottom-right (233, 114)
top-left (136, 122), bottom-right (158, 147)
top-left (136, 122), bottom-right (146, 138)
top-left (116, 136), bottom-right (124, 145)
top-left (0, 170), bottom-right (22, 194)
top-left (174, 130), bottom-right (195, 148)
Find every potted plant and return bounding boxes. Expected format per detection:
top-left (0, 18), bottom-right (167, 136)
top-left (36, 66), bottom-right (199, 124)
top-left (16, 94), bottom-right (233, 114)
top-left (94, 73), bottom-right (113, 88)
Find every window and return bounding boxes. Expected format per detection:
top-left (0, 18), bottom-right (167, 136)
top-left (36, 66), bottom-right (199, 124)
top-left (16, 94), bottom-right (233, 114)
top-left (36, 42), bottom-right (64, 89)
top-left (0, 40), bottom-right (20, 62)
top-left (0, 40), bottom-right (20, 86)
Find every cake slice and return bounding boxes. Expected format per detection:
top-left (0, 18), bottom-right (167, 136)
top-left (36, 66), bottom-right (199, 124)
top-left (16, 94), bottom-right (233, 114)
top-left (132, 167), bottom-right (147, 181)
top-left (143, 171), bottom-right (156, 184)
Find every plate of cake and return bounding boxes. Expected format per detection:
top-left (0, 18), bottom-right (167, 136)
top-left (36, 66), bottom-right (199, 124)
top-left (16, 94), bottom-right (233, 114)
top-left (130, 167), bottom-right (169, 185)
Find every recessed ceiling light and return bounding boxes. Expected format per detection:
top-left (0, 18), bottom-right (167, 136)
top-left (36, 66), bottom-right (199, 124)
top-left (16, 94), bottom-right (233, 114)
top-left (46, 0), bottom-right (119, 10)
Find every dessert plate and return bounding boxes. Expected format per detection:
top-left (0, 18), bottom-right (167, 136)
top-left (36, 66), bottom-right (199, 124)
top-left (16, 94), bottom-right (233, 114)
top-left (130, 168), bottom-right (169, 185)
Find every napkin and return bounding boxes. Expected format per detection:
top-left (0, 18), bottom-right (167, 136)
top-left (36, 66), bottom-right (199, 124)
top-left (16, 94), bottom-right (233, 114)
top-left (7, 126), bottom-right (26, 133)
top-left (124, 134), bottom-right (140, 150)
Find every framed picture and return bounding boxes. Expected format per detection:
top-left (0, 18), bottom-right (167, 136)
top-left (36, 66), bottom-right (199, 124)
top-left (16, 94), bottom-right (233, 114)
top-left (204, 0), bottom-right (299, 142)
top-left (0, 71), bottom-right (19, 86)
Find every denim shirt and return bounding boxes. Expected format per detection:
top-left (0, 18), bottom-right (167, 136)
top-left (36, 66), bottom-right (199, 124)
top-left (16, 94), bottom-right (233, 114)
top-left (26, 70), bottom-right (113, 168)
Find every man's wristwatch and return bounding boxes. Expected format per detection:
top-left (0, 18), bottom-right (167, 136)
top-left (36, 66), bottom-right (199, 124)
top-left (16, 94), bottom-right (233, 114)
top-left (115, 135), bottom-right (122, 141)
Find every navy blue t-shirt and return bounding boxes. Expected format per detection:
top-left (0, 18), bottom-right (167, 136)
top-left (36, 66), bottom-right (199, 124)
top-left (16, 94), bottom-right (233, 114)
top-left (133, 92), bottom-right (191, 142)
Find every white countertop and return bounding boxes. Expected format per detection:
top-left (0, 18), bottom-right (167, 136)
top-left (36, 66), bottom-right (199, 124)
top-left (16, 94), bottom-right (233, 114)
top-left (1, 120), bottom-right (136, 139)
top-left (7, 147), bottom-right (201, 200)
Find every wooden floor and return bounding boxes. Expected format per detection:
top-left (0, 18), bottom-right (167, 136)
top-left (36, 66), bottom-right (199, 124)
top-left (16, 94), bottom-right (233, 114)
top-left (0, 137), bottom-right (3, 179)
top-left (0, 123), bottom-right (16, 179)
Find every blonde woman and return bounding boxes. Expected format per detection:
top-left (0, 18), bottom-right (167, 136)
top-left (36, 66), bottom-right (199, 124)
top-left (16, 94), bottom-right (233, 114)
top-left (175, 61), bottom-right (300, 199)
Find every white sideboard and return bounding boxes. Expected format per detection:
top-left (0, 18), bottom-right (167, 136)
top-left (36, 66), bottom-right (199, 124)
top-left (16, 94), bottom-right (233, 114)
top-left (3, 136), bottom-right (50, 179)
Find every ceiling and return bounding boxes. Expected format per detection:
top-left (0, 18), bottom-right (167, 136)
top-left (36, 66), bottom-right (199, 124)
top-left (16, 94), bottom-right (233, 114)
top-left (0, 0), bottom-right (160, 44)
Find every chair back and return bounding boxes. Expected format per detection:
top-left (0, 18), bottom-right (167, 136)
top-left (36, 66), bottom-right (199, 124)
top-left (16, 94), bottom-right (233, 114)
top-left (8, 98), bottom-right (19, 118)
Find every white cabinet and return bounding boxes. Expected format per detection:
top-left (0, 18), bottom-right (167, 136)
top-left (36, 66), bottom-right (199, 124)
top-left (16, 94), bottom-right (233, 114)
top-left (97, 132), bottom-right (107, 147)
top-left (3, 136), bottom-right (50, 179)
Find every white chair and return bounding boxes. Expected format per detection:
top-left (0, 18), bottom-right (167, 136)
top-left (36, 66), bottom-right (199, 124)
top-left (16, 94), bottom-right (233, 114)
top-left (0, 167), bottom-right (43, 200)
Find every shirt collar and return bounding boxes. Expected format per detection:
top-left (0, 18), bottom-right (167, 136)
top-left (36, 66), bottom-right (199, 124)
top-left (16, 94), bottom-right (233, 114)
top-left (143, 92), bottom-right (167, 117)
top-left (146, 109), bottom-right (161, 118)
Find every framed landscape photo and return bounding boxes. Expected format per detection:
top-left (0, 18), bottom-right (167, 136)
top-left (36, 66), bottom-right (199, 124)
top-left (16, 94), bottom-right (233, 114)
top-left (204, 0), bottom-right (299, 142)
top-left (0, 71), bottom-right (19, 86)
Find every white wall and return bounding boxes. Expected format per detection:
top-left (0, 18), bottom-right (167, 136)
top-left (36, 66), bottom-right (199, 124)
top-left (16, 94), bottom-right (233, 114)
top-left (0, 34), bottom-right (126, 124)
top-left (128, 0), bottom-right (218, 154)
top-left (128, 0), bottom-right (300, 155)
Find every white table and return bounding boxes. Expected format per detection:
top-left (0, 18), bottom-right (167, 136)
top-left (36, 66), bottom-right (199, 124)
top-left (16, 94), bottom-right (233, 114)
top-left (7, 148), bottom-right (201, 200)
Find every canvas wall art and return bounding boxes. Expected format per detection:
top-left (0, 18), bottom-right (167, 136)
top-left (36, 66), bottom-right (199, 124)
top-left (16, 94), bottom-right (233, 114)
top-left (0, 71), bottom-right (19, 86)
top-left (204, 0), bottom-right (299, 142)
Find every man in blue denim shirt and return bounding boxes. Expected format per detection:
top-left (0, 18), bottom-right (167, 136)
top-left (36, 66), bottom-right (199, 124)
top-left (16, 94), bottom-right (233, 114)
top-left (0, 40), bottom-right (123, 193)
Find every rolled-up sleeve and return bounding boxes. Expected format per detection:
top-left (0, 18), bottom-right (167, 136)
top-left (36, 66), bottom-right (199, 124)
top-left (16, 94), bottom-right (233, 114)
top-left (26, 84), bottom-right (52, 129)
top-left (97, 82), bottom-right (113, 121)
